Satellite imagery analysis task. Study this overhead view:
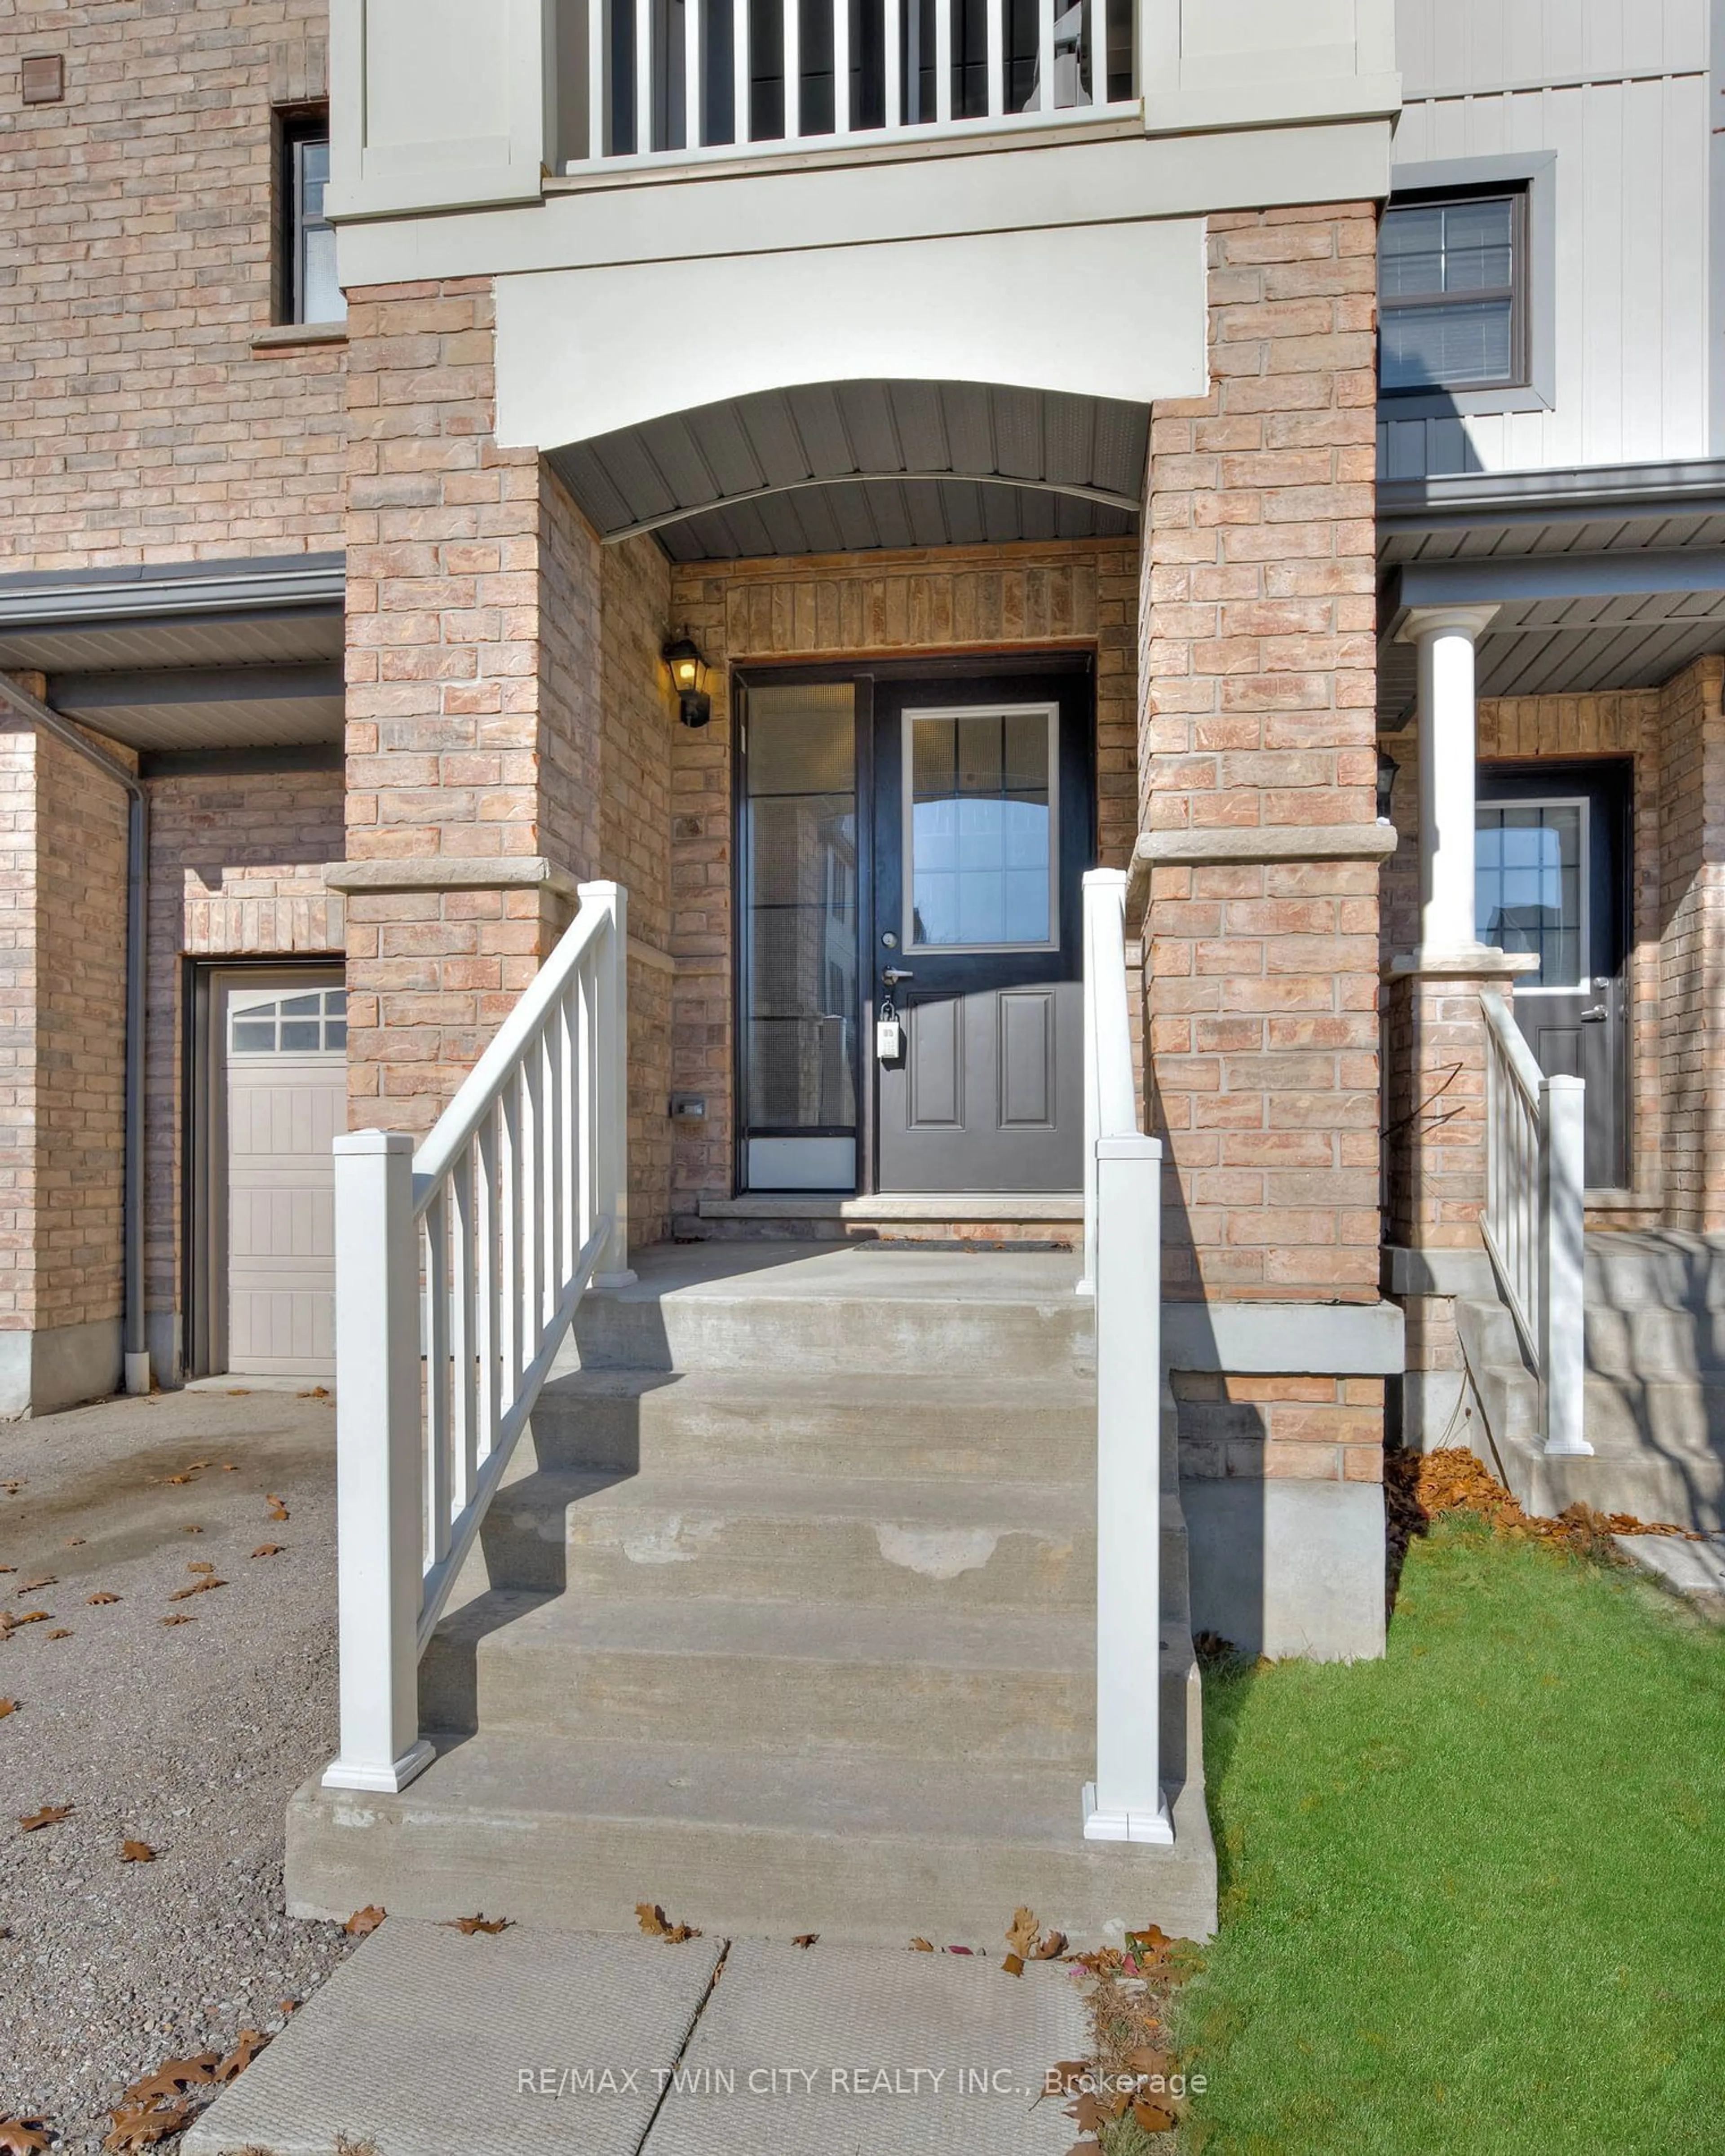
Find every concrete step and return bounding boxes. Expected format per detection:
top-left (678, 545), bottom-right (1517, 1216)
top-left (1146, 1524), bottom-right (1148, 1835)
top-left (420, 1592), bottom-right (1111, 1766)
top-left (529, 1366), bottom-right (1097, 1482)
top-left (1586, 1303), bottom-right (1725, 1379)
top-left (473, 1466), bottom-right (1142, 1612)
top-left (571, 1245), bottom-right (1092, 1378)
top-left (1586, 1231), bottom-right (1725, 1310)
top-left (286, 1729), bottom-right (1218, 1947)
top-left (1582, 1374), bottom-right (1725, 1459)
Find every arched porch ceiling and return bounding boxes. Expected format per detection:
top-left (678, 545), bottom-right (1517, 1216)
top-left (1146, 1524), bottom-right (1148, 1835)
top-left (550, 380), bottom-right (1147, 564)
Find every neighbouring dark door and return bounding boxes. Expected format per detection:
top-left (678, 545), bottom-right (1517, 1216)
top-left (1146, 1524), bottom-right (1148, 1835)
top-left (1476, 761), bottom-right (1630, 1189)
top-left (871, 671), bottom-right (1093, 1193)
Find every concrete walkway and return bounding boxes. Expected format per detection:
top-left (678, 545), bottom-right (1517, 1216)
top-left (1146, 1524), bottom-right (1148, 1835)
top-left (184, 1919), bottom-right (1093, 2156)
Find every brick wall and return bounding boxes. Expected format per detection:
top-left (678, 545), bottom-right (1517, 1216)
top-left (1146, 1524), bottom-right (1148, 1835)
top-left (1141, 203), bottom-right (1381, 1313)
top-left (0, 715), bottom-right (130, 1347)
top-left (601, 538), bottom-right (676, 1248)
top-left (0, 0), bottom-right (344, 569)
top-left (665, 539), bottom-right (1140, 1222)
top-left (1172, 1372), bottom-right (1386, 1484)
top-left (143, 766), bottom-right (346, 1330)
top-left (1657, 657), bottom-right (1725, 1231)
top-left (342, 279), bottom-right (589, 1135)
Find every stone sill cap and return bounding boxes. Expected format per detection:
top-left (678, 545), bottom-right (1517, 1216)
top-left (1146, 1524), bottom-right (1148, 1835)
top-left (326, 856), bottom-right (579, 899)
top-left (1383, 945), bottom-right (1540, 981)
top-left (252, 321), bottom-right (349, 351)
top-left (1127, 822), bottom-right (1397, 921)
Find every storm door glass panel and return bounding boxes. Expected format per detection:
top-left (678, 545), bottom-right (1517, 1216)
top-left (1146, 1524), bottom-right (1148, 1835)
top-left (743, 684), bottom-right (859, 1174)
top-left (1476, 802), bottom-right (1584, 986)
top-left (906, 703), bottom-right (1056, 950)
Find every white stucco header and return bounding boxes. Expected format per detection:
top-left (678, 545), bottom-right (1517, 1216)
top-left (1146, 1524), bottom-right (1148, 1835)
top-left (492, 219), bottom-right (1208, 451)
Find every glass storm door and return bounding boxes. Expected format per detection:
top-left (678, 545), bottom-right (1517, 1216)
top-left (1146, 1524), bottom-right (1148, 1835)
top-left (738, 681), bottom-right (862, 1192)
top-left (871, 672), bottom-right (1092, 1194)
top-left (1476, 764), bottom-right (1629, 1190)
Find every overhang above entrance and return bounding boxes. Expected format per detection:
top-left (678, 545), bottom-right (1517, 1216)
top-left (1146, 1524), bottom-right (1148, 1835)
top-left (551, 380), bottom-right (1147, 563)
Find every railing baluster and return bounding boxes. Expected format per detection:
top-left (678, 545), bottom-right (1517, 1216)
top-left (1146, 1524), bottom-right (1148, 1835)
top-left (885, 0), bottom-right (901, 126)
top-left (832, 0), bottom-right (850, 132)
top-left (734, 0), bottom-right (752, 141)
top-left (590, 0), bottom-right (610, 156)
top-left (519, 1059), bottom-right (540, 1363)
top-left (1036, 0), bottom-right (1055, 109)
top-left (783, 0), bottom-right (801, 137)
top-left (985, 0), bottom-right (1002, 117)
top-left (685, 0), bottom-right (703, 148)
top-left (933, 0), bottom-right (951, 124)
top-left (559, 980), bottom-right (579, 1284)
top-left (478, 1108), bottom-right (501, 1464)
top-left (424, 1190), bottom-right (451, 1568)
top-left (451, 1139), bottom-right (477, 1512)
top-left (499, 1072), bottom-right (520, 1409)
top-left (541, 1019), bottom-right (560, 1333)
top-left (635, 0), bottom-right (655, 152)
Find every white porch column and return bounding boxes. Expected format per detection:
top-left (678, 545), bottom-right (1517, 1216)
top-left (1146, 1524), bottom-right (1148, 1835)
top-left (1398, 605), bottom-right (1499, 963)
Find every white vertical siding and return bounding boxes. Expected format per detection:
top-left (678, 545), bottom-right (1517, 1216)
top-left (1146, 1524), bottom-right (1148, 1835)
top-left (1397, 0), bottom-right (1707, 99)
top-left (1381, 64), bottom-right (1713, 477)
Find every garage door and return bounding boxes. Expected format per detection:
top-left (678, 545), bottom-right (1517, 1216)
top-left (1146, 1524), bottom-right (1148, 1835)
top-left (225, 981), bottom-right (347, 1377)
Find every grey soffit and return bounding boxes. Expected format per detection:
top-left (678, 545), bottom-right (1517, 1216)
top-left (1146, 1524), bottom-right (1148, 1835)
top-left (1376, 467), bottom-right (1725, 713)
top-left (50, 664), bottom-right (345, 752)
top-left (550, 380), bottom-right (1148, 561)
top-left (0, 554), bottom-right (345, 674)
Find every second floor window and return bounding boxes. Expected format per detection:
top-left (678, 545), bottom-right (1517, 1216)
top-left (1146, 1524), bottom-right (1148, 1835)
top-left (1380, 190), bottom-right (1526, 396)
top-left (284, 120), bottom-right (343, 325)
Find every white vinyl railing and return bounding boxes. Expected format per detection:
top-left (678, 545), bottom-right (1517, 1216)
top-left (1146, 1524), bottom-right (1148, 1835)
top-left (1078, 868), bottom-right (1171, 1846)
top-left (322, 882), bottom-right (632, 1795)
top-left (1481, 989), bottom-right (1590, 1459)
top-left (575, 0), bottom-right (1138, 170)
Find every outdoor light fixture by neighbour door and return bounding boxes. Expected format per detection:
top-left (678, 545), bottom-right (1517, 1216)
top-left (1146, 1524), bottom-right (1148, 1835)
top-left (664, 632), bottom-right (712, 729)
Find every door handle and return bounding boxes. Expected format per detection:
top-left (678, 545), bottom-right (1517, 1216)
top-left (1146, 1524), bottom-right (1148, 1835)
top-left (1580, 1005), bottom-right (1608, 1022)
top-left (882, 968), bottom-right (915, 987)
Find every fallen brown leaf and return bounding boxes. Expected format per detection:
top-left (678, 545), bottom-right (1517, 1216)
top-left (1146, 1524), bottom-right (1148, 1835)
top-left (1003, 1952), bottom-right (1026, 1978)
top-left (444, 1913), bottom-right (511, 1935)
top-left (167, 1577), bottom-right (226, 1602)
top-left (16, 1577), bottom-right (55, 1594)
top-left (792, 1933), bottom-right (818, 1948)
top-left (345, 1905), bottom-right (386, 1937)
top-left (181, 1525), bottom-right (203, 1534)
top-left (0, 1566), bottom-right (12, 1573)
top-left (1033, 1931), bottom-right (1069, 1960)
top-left (160, 1615), bottom-right (196, 1627)
top-left (1070, 2091), bottom-right (1106, 2134)
top-left (1132, 2095), bottom-right (1180, 2134)
top-left (0, 2118), bottom-right (53, 2155)
top-left (635, 1901), bottom-right (701, 1942)
top-left (44, 1630), bottom-right (71, 1641)
top-left (226, 1389), bottom-right (251, 1397)
top-left (163, 1476), bottom-right (195, 1487)
top-left (215, 2030), bottom-right (270, 2082)
top-left (19, 1803), bottom-right (71, 1831)
top-left (910, 1937), bottom-right (934, 1951)
top-left (1047, 2062), bottom-right (1089, 2095)
top-left (268, 1503), bottom-right (289, 1523)
top-left (13, 1612), bottom-right (51, 1626)
top-left (1006, 1906), bottom-right (1042, 1957)
top-left (120, 1840), bottom-right (155, 1863)
top-left (87, 1592), bottom-right (120, 1606)
top-left (67, 1538), bottom-right (85, 1547)
top-left (125, 2059), bottom-right (219, 2107)
top-left (251, 1544), bottom-right (285, 1559)
top-left (186, 1561), bottom-right (216, 1575)
top-left (0, 1700), bottom-right (13, 1718)
top-left (221, 1463), bottom-right (238, 1471)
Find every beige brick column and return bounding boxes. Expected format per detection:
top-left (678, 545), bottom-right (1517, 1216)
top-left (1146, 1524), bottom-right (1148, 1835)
top-left (1138, 202), bottom-right (1393, 1658)
top-left (336, 278), bottom-right (604, 1140)
top-left (0, 677), bottom-right (130, 1414)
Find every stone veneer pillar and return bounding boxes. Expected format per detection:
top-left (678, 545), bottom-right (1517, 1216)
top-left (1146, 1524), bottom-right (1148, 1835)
top-left (1139, 203), bottom-right (1398, 1661)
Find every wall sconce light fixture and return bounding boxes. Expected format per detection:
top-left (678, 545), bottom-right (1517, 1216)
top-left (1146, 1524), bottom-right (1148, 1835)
top-left (664, 632), bottom-right (712, 729)
top-left (1376, 747), bottom-right (1398, 823)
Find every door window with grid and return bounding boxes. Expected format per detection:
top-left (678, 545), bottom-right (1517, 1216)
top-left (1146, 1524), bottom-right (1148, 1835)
top-left (904, 703), bottom-right (1057, 952)
top-left (1476, 802), bottom-right (1586, 988)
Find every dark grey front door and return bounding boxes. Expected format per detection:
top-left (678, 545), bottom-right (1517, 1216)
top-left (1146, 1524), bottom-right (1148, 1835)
top-left (1477, 761), bottom-right (1630, 1189)
top-left (872, 672), bottom-right (1092, 1194)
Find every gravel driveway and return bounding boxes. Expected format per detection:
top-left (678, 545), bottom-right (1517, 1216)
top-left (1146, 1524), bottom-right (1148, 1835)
top-left (0, 1387), bottom-right (354, 2151)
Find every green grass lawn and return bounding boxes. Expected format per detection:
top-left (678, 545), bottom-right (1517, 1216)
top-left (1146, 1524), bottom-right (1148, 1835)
top-left (1175, 1515), bottom-right (1725, 2155)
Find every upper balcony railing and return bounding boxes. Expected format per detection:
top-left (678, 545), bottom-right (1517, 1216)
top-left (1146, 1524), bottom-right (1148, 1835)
top-left (573, 0), bottom-right (1140, 170)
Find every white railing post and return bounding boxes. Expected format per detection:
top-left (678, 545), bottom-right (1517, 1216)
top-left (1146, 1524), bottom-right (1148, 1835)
top-left (1084, 1130), bottom-right (1172, 1845)
top-left (1079, 866), bottom-right (1128, 1298)
top-left (323, 1132), bottom-right (437, 1795)
top-left (1539, 1073), bottom-right (1591, 1457)
top-left (581, 879), bottom-right (634, 1286)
